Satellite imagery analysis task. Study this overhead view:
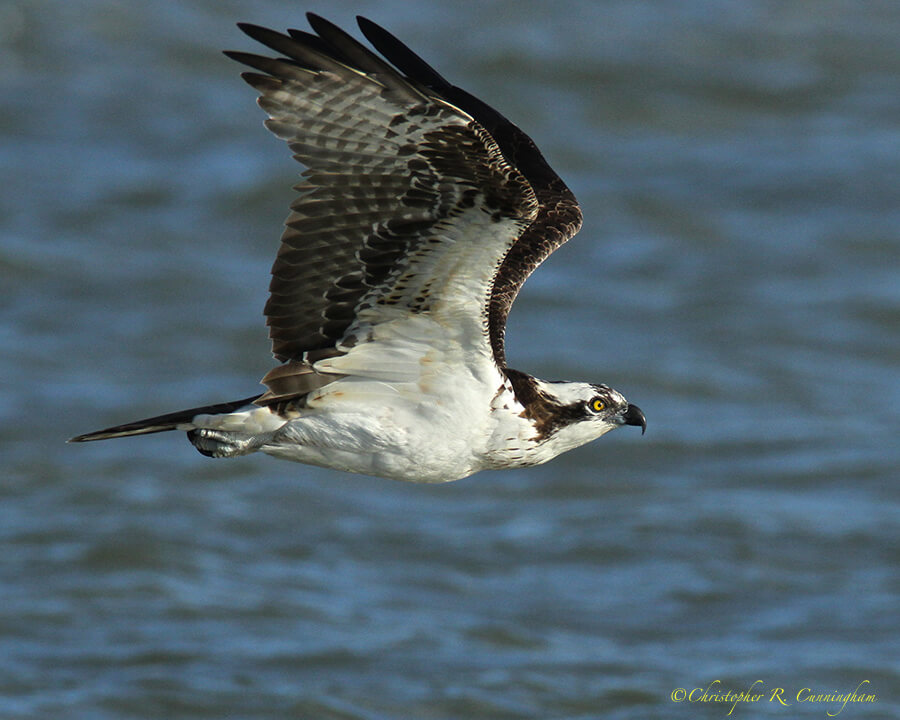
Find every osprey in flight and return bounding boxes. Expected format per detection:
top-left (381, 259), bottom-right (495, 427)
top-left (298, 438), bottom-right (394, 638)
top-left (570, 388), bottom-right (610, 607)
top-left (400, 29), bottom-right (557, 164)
top-left (71, 14), bottom-right (646, 482)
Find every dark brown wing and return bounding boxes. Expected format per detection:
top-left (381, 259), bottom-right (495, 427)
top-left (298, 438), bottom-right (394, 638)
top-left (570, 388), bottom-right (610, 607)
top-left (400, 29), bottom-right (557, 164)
top-left (356, 16), bottom-right (583, 367)
top-left (226, 15), bottom-right (538, 383)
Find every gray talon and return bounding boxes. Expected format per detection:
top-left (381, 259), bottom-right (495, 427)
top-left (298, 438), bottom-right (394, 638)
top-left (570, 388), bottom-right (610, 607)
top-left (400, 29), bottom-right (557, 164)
top-left (187, 429), bottom-right (263, 458)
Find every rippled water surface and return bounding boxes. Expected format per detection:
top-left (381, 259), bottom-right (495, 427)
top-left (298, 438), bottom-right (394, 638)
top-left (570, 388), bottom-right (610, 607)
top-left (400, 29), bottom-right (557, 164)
top-left (1, 1), bottom-right (898, 718)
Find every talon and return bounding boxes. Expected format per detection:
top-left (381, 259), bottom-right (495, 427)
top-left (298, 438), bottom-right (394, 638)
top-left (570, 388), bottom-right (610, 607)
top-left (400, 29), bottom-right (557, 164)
top-left (187, 428), bottom-right (261, 458)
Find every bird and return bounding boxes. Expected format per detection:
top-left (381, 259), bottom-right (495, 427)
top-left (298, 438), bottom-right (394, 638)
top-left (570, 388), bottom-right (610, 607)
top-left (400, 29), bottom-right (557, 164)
top-left (70, 13), bottom-right (646, 483)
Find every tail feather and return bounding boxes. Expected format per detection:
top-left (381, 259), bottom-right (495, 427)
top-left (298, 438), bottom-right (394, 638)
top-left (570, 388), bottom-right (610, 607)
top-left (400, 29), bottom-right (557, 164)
top-left (68, 395), bottom-right (261, 443)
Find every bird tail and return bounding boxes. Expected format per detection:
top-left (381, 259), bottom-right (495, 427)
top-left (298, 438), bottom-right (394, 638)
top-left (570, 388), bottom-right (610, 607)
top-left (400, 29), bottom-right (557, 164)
top-left (68, 395), bottom-right (261, 443)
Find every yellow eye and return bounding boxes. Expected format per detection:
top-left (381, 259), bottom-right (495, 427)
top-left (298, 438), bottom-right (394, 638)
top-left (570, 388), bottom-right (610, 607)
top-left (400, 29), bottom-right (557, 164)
top-left (591, 399), bottom-right (605, 412)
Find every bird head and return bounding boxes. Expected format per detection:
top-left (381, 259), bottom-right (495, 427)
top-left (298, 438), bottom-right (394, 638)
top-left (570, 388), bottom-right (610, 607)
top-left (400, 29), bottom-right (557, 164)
top-left (506, 372), bottom-right (645, 461)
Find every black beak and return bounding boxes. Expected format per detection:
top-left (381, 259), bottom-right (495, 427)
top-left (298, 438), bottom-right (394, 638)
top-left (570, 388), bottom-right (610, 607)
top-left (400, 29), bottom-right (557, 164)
top-left (622, 404), bottom-right (646, 435)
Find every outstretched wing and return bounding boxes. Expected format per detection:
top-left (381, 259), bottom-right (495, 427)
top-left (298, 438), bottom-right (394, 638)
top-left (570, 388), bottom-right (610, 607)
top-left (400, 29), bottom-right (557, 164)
top-left (226, 14), bottom-right (581, 399)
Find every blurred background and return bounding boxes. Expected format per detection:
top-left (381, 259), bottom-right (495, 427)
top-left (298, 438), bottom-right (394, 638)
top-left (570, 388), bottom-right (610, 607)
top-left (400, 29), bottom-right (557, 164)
top-left (1, 1), bottom-right (897, 718)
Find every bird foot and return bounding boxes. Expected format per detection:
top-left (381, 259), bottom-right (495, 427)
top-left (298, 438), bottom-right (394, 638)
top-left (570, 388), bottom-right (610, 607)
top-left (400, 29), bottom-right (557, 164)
top-left (187, 428), bottom-right (263, 458)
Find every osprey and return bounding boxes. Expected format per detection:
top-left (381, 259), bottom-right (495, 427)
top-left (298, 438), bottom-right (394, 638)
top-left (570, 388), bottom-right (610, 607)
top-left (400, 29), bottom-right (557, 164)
top-left (71, 13), bottom-right (646, 482)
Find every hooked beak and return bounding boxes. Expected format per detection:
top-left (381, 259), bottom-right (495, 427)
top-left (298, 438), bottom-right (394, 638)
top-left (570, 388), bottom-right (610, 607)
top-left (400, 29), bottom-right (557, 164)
top-left (621, 404), bottom-right (647, 435)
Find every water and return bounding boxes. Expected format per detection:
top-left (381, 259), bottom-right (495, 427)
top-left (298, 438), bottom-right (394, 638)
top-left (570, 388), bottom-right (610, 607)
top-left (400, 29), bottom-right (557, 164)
top-left (1, 1), bottom-right (897, 718)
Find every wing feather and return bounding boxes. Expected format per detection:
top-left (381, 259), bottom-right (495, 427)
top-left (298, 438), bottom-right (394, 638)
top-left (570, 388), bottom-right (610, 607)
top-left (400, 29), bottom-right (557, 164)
top-left (226, 14), bottom-right (579, 402)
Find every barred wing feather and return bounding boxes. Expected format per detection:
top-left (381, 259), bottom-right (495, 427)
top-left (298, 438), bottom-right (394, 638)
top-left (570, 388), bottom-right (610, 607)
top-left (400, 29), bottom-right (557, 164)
top-left (227, 17), bottom-right (538, 370)
top-left (225, 14), bottom-right (583, 403)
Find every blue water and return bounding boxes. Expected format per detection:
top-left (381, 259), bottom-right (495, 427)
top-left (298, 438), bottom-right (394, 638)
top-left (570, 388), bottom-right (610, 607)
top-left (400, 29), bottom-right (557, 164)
top-left (1, 1), bottom-right (897, 718)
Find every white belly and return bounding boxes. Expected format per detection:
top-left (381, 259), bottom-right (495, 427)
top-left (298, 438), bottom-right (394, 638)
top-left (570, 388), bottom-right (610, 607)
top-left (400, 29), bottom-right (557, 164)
top-left (258, 375), bottom-right (494, 482)
top-left (258, 312), bottom-right (507, 482)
